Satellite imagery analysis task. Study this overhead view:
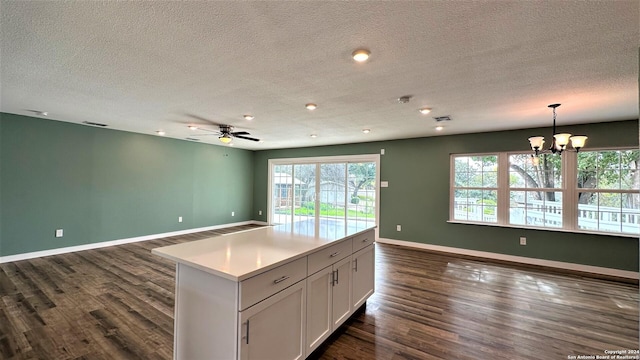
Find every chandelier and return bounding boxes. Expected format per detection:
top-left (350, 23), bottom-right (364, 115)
top-left (528, 104), bottom-right (587, 163)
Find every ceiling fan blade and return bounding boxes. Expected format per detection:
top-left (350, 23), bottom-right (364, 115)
top-left (184, 113), bottom-right (222, 127)
top-left (231, 131), bottom-right (250, 136)
top-left (233, 134), bottom-right (260, 142)
top-left (194, 127), bottom-right (222, 134)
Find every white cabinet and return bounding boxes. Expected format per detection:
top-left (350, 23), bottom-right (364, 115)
top-left (352, 244), bottom-right (375, 310)
top-left (331, 256), bottom-right (353, 328)
top-left (155, 225), bottom-right (376, 360)
top-left (239, 280), bottom-right (306, 360)
top-left (305, 266), bottom-right (332, 352)
top-left (305, 252), bottom-right (353, 355)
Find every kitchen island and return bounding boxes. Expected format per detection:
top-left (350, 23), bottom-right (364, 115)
top-left (152, 219), bottom-right (376, 360)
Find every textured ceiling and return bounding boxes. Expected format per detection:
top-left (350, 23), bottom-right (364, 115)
top-left (1, 1), bottom-right (638, 150)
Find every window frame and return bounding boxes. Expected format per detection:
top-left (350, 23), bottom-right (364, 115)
top-left (450, 154), bottom-right (500, 223)
top-left (449, 147), bottom-right (639, 238)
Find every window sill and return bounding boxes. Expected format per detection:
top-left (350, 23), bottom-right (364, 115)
top-left (446, 220), bottom-right (639, 239)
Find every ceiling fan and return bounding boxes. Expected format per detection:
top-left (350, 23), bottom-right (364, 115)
top-left (189, 124), bottom-right (260, 144)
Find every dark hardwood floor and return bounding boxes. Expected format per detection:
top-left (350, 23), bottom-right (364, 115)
top-left (1, 226), bottom-right (637, 360)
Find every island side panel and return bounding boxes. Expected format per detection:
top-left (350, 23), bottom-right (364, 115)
top-left (175, 263), bottom-right (239, 360)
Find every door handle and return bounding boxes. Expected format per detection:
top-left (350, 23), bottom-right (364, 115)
top-left (273, 276), bottom-right (290, 284)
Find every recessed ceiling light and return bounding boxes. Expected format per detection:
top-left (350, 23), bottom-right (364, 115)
top-left (188, 125), bottom-right (198, 130)
top-left (435, 126), bottom-right (444, 132)
top-left (362, 129), bottom-right (371, 134)
top-left (418, 108), bottom-right (432, 115)
top-left (352, 49), bottom-right (370, 62)
top-left (157, 130), bottom-right (166, 136)
top-left (310, 134), bottom-right (318, 138)
top-left (305, 103), bottom-right (317, 110)
top-left (243, 114), bottom-right (254, 121)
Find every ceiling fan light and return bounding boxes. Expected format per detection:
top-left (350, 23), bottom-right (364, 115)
top-left (570, 135), bottom-right (587, 151)
top-left (553, 133), bottom-right (572, 147)
top-left (528, 136), bottom-right (545, 150)
top-left (352, 49), bottom-right (370, 62)
top-left (219, 134), bottom-right (232, 144)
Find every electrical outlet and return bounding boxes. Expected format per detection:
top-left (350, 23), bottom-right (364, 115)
top-left (178, 216), bottom-right (183, 223)
top-left (259, 210), bottom-right (262, 215)
top-left (396, 225), bottom-right (401, 231)
top-left (231, 211), bottom-right (235, 217)
top-left (519, 237), bottom-right (526, 245)
top-left (381, 149), bottom-right (385, 155)
top-left (55, 229), bottom-right (63, 238)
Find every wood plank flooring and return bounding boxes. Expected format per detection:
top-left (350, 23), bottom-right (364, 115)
top-left (1, 227), bottom-right (638, 359)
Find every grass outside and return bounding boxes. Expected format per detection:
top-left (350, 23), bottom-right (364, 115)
top-left (276, 204), bottom-right (375, 219)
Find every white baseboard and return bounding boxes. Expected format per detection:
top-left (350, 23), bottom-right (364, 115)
top-left (377, 237), bottom-right (639, 280)
top-left (0, 220), bottom-right (263, 264)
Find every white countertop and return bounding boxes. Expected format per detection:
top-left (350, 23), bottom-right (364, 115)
top-left (152, 219), bottom-right (375, 282)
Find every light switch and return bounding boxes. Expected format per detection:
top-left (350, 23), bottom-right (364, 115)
top-left (381, 181), bottom-right (389, 187)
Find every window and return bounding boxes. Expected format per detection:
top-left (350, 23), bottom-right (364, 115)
top-left (269, 155), bottom-right (379, 232)
top-left (450, 148), bottom-right (639, 236)
top-left (452, 155), bottom-right (498, 223)
top-left (576, 149), bottom-right (640, 234)
top-left (509, 153), bottom-right (562, 228)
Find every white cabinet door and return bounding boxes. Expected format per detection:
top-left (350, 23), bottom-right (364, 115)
top-left (331, 256), bottom-right (352, 330)
top-left (306, 256), bottom-right (353, 355)
top-left (305, 266), bottom-right (333, 355)
top-left (352, 244), bottom-right (375, 310)
top-left (239, 280), bottom-right (306, 360)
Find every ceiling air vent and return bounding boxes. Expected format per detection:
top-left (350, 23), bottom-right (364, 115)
top-left (433, 116), bottom-right (452, 122)
top-left (82, 121), bottom-right (108, 127)
top-left (185, 137), bottom-right (201, 141)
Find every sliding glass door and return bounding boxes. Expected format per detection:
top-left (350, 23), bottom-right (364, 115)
top-left (272, 164), bottom-right (316, 226)
top-left (269, 155), bottom-right (379, 232)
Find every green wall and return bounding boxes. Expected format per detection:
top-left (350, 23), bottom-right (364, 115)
top-left (2, 112), bottom-right (638, 272)
top-left (0, 113), bottom-right (254, 257)
top-left (253, 120), bottom-right (640, 272)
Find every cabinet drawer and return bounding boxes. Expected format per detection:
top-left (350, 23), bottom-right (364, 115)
top-left (352, 229), bottom-right (375, 252)
top-left (307, 239), bottom-right (352, 275)
top-left (240, 257), bottom-right (307, 310)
